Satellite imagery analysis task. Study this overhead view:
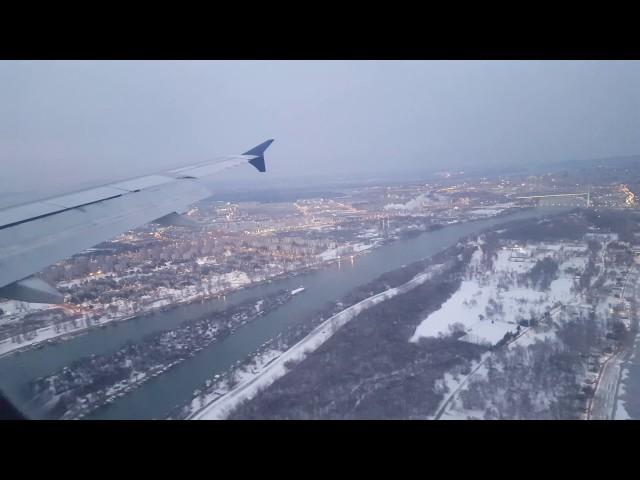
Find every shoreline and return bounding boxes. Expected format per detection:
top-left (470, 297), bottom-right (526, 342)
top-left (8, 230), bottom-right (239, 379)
top-left (33, 289), bottom-right (296, 420)
top-left (189, 262), bottom-right (450, 420)
top-left (0, 242), bottom-right (381, 359)
top-left (0, 206), bottom-right (529, 359)
top-left (183, 207), bottom-right (568, 420)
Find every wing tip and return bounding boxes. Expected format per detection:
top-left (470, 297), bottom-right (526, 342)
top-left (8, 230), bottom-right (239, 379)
top-left (243, 139), bottom-right (274, 157)
top-left (245, 139), bottom-right (273, 173)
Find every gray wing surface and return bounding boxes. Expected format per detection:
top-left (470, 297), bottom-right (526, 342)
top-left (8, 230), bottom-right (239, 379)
top-left (0, 140), bottom-right (273, 302)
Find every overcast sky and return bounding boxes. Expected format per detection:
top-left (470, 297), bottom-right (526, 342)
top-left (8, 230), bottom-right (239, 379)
top-left (2, 60), bottom-right (640, 199)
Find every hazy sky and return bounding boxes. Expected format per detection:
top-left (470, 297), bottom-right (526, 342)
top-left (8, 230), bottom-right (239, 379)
top-left (2, 60), bottom-right (640, 198)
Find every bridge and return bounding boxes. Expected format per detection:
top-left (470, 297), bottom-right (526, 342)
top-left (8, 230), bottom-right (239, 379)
top-left (516, 192), bottom-right (590, 207)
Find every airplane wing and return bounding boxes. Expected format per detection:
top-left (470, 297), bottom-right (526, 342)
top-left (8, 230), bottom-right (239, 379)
top-left (0, 139), bottom-right (273, 303)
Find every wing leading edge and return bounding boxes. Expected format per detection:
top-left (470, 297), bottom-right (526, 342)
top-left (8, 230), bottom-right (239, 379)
top-left (0, 140), bottom-right (273, 303)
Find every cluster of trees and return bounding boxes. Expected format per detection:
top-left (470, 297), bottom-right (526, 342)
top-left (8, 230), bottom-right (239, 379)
top-left (480, 232), bottom-right (500, 270)
top-left (607, 242), bottom-right (635, 265)
top-left (31, 290), bottom-right (291, 419)
top-left (484, 298), bottom-right (504, 318)
top-left (579, 256), bottom-right (600, 291)
top-left (39, 225), bottom-right (343, 300)
top-left (461, 339), bottom-right (585, 419)
top-left (459, 312), bottom-right (613, 419)
top-left (525, 257), bottom-right (559, 291)
top-left (500, 214), bottom-right (588, 242)
top-left (555, 313), bottom-right (603, 354)
top-left (61, 267), bottom-right (232, 305)
top-left (584, 209), bottom-right (640, 244)
top-left (0, 307), bottom-right (81, 342)
top-left (228, 248), bottom-right (487, 419)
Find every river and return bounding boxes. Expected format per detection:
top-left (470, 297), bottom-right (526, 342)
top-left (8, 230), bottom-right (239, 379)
top-left (0, 208), bottom-right (560, 419)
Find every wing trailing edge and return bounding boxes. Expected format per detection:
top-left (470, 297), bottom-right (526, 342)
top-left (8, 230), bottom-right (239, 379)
top-left (0, 140), bottom-right (274, 303)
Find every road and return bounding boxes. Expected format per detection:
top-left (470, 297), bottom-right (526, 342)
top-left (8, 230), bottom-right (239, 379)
top-left (589, 352), bottom-right (622, 420)
top-left (588, 264), bottom-right (637, 420)
top-left (434, 326), bottom-right (532, 420)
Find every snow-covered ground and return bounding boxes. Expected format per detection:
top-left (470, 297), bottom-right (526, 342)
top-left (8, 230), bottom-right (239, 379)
top-left (468, 203), bottom-right (516, 217)
top-left (357, 228), bottom-right (381, 240)
top-left (429, 235), bottom-right (635, 420)
top-left (195, 256), bottom-right (217, 266)
top-left (615, 400), bottom-right (631, 420)
top-left (57, 272), bottom-right (109, 289)
top-left (1, 235), bottom-right (380, 359)
top-left (411, 244), bottom-right (584, 346)
top-left (190, 263), bottom-right (447, 420)
top-left (614, 370), bottom-right (631, 420)
top-left (436, 359), bottom-right (490, 420)
top-left (316, 242), bottom-right (374, 262)
top-left (0, 269), bottom-right (255, 358)
top-left (458, 321), bottom-right (516, 346)
top-left (0, 299), bottom-right (51, 318)
top-left (0, 313), bottom-right (114, 357)
top-left (436, 326), bottom-right (557, 419)
top-left (185, 347), bottom-right (285, 417)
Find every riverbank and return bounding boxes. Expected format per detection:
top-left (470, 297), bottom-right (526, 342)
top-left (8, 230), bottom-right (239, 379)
top-left (184, 230), bottom-right (492, 419)
top-left (189, 262), bottom-right (451, 419)
top-left (30, 289), bottom-right (297, 419)
top-left (0, 206), bottom-right (564, 419)
top-left (0, 245), bottom-right (379, 359)
top-left (194, 209), bottom-right (581, 420)
top-left (0, 207), bottom-right (529, 359)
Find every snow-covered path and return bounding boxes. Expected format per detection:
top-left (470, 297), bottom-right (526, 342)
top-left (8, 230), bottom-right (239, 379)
top-left (434, 326), bottom-right (532, 420)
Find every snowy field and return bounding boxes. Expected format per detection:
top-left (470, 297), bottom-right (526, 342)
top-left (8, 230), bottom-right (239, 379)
top-left (411, 241), bottom-right (587, 347)
top-left (426, 234), bottom-right (638, 420)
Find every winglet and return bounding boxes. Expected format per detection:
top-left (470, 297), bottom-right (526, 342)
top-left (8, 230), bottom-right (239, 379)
top-left (243, 139), bottom-right (273, 173)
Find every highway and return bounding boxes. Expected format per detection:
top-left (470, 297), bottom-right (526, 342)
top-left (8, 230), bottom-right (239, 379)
top-left (588, 265), bottom-right (637, 420)
top-left (588, 351), bottom-right (622, 420)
